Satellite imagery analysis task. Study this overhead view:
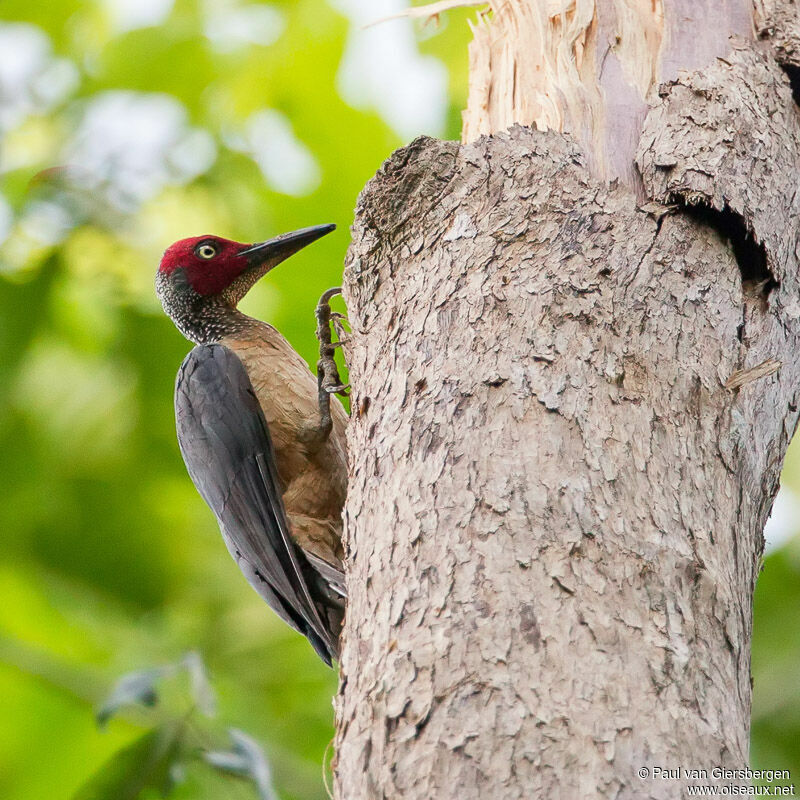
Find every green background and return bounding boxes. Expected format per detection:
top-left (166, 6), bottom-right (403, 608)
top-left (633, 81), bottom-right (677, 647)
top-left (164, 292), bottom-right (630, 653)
top-left (0, 2), bottom-right (796, 798)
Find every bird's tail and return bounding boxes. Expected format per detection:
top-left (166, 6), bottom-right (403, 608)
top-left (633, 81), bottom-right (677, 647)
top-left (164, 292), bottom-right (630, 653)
top-left (307, 573), bottom-right (344, 665)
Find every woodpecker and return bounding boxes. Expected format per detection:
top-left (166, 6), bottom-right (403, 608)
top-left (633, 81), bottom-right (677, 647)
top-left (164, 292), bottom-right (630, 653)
top-left (156, 224), bottom-right (347, 665)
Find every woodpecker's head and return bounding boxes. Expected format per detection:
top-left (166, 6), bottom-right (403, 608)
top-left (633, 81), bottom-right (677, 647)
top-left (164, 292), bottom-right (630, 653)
top-left (156, 223), bottom-right (335, 343)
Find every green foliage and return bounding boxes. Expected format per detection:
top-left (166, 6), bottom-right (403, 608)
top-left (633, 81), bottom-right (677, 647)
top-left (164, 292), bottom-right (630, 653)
top-left (205, 729), bottom-right (280, 800)
top-left (74, 654), bottom-right (278, 800)
top-left (71, 724), bottom-right (183, 800)
top-left (752, 544), bottom-right (800, 772)
top-left (0, 1), bottom-right (796, 797)
top-left (97, 652), bottom-right (216, 726)
top-left (0, 2), bottom-right (464, 797)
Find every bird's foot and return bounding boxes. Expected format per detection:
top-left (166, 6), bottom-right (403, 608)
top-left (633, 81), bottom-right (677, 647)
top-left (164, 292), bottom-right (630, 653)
top-left (325, 382), bottom-right (350, 396)
top-left (308, 288), bottom-right (350, 449)
top-left (330, 312), bottom-right (350, 351)
top-left (315, 287), bottom-right (348, 394)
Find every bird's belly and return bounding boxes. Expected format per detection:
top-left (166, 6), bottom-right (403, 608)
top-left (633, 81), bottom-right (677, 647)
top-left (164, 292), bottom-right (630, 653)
top-left (283, 458), bottom-right (344, 524)
top-left (220, 327), bottom-right (347, 539)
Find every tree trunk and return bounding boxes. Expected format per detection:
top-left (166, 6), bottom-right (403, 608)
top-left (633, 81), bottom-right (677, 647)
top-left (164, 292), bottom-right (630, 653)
top-left (334, 2), bottom-right (800, 798)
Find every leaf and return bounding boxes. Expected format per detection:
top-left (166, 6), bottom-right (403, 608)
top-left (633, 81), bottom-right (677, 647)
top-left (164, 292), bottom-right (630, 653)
top-left (204, 728), bottom-right (279, 800)
top-left (97, 652), bottom-right (216, 725)
top-left (97, 665), bottom-right (178, 726)
top-left (182, 651), bottom-right (217, 717)
top-left (71, 723), bottom-right (183, 800)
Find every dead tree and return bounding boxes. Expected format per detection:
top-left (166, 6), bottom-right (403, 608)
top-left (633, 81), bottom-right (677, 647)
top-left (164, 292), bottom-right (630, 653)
top-left (334, 2), bottom-right (800, 797)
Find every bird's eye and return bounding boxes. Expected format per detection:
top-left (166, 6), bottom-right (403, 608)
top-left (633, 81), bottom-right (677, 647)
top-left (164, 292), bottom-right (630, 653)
top-left (195, 243), bottom-right (217, 259)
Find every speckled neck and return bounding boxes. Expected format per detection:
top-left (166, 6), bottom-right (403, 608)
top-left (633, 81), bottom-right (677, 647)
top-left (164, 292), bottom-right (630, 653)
top-left (156, 270), bottom-right (256, 345)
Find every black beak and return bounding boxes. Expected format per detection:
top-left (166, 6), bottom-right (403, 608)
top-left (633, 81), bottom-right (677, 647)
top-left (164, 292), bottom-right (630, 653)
top-left (240, 223), bottom-right (336, 266)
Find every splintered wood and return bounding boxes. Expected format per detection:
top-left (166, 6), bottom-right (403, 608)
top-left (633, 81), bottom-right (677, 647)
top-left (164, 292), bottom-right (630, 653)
top-left (462, 0), bottom-right (664, 182)
top-left (725, 359), bottom-right (782, 390)
top-left (364, 0), bottom-right (487, 28)
top-left (462, 0), bottom-right (752, 186)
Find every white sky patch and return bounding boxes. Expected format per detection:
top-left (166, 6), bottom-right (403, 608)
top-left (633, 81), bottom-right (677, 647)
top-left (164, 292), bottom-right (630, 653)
top-left (329, 0), bottom-right (448, 139)
top-left (167, 128), bottom-right (218, 180)
top-left (0, 23), bottom-right (79, 132)
top-left (101, 0), bottom-right (175, 33)
top-left (204, 3), bottom-right (285, 52)
top-left (231, 110), bottom-right (321, 196)
top-left (19, 200), bottom-right (74, 245)
top-left (764, 486), bottom-right (800, 553)
top-left (63, 91), bottom-right (216, 210)
top-left (0, 196), bottom-right (13, 246)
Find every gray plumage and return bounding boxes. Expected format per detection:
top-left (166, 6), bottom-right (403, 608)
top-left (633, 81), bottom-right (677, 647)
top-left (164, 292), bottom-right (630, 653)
top-left (175, 343), bottom-right (340, 664)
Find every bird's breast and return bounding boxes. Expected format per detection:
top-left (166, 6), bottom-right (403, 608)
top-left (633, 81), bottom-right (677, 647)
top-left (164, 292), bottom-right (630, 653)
top-left (220, 326), bottom-right (348, 523)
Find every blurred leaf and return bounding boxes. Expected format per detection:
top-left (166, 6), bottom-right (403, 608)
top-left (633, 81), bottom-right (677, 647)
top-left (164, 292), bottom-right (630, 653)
top-left (204, 728), bottom-right (278, 800)
top-left (93, 31), bottom-right (216, 114)
top-left (97, 666), bottom-right (177, 727)
top-left (182, 651), bottom-right (217, 718)
top-left (98, 652), bottom-right (216, 725)
top-left (71, 723), bottom-right (183, 800)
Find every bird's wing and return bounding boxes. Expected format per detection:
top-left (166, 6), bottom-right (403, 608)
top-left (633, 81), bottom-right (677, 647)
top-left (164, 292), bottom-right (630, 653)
top-left (174, 343), bottom-right (337, 664)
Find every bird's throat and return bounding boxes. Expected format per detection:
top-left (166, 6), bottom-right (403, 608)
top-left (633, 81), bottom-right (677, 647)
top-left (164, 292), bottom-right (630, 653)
top-left (156, 272), bottom-right (254, 345)
top-left (176, 302), bottom-right (253, 345)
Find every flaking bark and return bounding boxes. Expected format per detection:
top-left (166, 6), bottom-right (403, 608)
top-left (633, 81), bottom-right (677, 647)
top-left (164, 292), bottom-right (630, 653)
top-left (334, 5), bottom-right (800, 799)
top-left (756, 0), bottom-right (800, 70)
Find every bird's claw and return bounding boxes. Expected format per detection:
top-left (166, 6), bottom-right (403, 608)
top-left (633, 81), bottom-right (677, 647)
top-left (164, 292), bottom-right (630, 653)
top-left (313, 287), bottom-right (350, 441)
top-left (331, 317), bottom-right (350, 350)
